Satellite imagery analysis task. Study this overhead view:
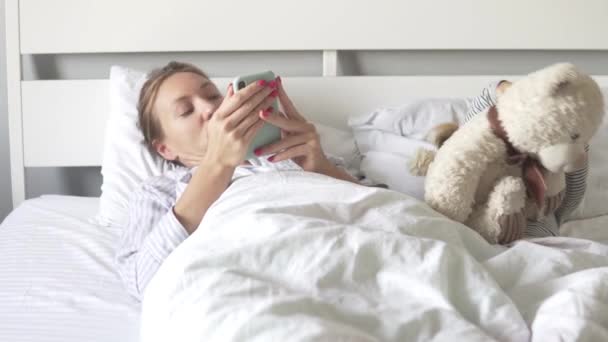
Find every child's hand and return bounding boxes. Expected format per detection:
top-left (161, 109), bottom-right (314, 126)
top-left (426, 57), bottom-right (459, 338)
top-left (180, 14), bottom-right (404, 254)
top-left (497, 80), bottom-right (512, 96)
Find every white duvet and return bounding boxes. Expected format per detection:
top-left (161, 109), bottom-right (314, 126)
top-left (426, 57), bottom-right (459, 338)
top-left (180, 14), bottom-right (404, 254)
top-left (141, 171), bottom-right (608, 342)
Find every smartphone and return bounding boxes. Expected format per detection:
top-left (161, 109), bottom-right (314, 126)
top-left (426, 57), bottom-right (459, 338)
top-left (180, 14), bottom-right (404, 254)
top-left (232, 70), bottom-right (282, 160)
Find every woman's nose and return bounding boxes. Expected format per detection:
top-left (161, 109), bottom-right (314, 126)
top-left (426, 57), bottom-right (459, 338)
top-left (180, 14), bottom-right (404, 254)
top-left (200, 109), bottom-right (213, 121)
top-left (193, 98), bottom-right (216, 121)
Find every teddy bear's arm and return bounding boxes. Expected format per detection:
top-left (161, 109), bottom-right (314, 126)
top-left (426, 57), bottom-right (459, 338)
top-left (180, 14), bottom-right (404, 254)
top-left (425, 121), bottom-right (507, 223)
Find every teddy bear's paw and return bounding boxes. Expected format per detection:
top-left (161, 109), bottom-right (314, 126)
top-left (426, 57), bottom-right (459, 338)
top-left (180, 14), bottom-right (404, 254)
top-left (488, 176), bottom-right (527, 217)
top-left (544, 190), bottom-right (565, 216)
top-left (409, 149), bottom-right (436, 176)
top-left (497, 209), bottom-right (526, 244)
top-left (425, 122), bottom-right (459, 147)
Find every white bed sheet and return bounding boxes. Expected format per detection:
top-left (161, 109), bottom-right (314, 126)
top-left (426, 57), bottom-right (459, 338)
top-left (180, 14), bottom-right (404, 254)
top-left (0, 195), bottom-right (140, 342)
top-left (1, 193), bottom-right (606, 342)
top-left (141, 172), bottom-right (608, 342)
top-left (562, 215), bottom-right (608, 245)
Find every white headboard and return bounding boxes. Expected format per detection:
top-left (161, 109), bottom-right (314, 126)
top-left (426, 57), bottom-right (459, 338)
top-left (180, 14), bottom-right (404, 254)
top-left (6, 0), bottom-right (608, 207)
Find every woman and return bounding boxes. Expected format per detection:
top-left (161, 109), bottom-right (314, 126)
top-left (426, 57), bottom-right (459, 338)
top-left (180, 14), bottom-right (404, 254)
top-left (115, 61), bottom-right (359, 300)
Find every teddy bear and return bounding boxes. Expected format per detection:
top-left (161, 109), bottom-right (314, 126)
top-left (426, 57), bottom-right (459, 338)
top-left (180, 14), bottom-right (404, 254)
top-left (410, 63), bottom-right (605, 244)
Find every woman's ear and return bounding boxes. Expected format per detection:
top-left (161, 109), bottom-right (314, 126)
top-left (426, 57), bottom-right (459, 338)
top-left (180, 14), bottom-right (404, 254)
top-left (153, 139), bottom-right (178, 161)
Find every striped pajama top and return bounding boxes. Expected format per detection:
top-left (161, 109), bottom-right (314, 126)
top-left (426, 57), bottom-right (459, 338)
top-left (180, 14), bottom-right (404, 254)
top-left (115, 158), bottom-right (321, 301)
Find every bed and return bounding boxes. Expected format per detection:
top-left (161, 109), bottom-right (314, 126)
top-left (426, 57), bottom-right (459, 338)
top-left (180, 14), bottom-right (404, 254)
top-left (3, 0), bottom-right (608, 341)
top-left (0, 196), bottom-right (140, 342)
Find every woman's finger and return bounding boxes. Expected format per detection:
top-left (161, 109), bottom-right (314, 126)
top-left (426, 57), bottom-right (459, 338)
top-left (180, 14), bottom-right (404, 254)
top-left (276, 77), bottom-right (306, 122)
top-left (227, 90), bottom-right (276, 130)
top-left (214, 83), bottom-right (234, 111)
top-left (260, 110), bottom-right (313, 133)
top-left (255, 133), bottom-right (312, 156)
top-left (234, 110), bottom-right (263, 137)
top-left (243, 119), bottom-right (265, 143)
top-left (268, 144), bottom-right (309, 163)
top-left (218, 80), bottom-right (270, 118)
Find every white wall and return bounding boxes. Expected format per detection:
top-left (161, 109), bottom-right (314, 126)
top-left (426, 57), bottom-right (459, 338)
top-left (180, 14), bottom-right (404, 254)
top-left (2, 1), bottom-right (608, 221)
top-left (1, 0), bottom-right (13, 221)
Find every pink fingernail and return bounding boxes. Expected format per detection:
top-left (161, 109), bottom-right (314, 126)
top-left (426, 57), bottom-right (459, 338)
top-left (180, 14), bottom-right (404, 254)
top-left (268, 156), bottom-right (275, 162)
top-left (270, 90), bottom-right (279, 97)
top-left (257, 80), bottom-right (267, 86)
top-left (268, 80), bottom-right (277, 89)
top-left (254, 148), bottom-right (262, 156)
top-left (265, 106), bottom-right (273, 113)
top-left (261, 111), bottom-right (270, 118)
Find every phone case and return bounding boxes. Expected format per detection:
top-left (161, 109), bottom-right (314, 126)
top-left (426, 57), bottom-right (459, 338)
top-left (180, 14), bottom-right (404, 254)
top-left (232, 71), bottom-right (281, 160)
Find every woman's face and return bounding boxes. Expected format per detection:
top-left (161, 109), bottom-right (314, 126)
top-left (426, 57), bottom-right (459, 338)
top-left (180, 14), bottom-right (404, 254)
top-left (152, 72), bottom-right (223, 167)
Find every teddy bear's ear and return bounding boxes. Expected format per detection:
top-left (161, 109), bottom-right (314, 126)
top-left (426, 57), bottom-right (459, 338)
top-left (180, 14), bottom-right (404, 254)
top-left (537, 62), bottom-right (579, 95)
top-left (551, 80), bottom-right (571, 94)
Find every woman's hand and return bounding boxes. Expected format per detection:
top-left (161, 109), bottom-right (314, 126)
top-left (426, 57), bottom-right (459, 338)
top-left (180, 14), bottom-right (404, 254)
top-left (201, 81), bottom-right (278, 169)
top-left (253, 77), bottom-right (332, 173)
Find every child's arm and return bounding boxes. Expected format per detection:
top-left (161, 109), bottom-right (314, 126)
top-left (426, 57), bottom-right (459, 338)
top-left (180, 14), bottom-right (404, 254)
top-left (464, 80), bottom-right (510, 123)
top-left (555, 146), bottom-right (589, 225)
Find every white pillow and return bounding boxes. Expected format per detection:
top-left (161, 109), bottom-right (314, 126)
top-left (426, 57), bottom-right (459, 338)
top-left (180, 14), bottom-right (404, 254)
top-left (349, 98), bottom-right (468, 198)
top-left (96, 66), bottom-right (175, 227)
top-left (96, 66), bottom-right (359, 227)
top-left (360, 151), bottom-right (425, 201)
top-left (348, 98), bottom-right (468, 141)
top-left (316, 123), bottom-right (360, 171)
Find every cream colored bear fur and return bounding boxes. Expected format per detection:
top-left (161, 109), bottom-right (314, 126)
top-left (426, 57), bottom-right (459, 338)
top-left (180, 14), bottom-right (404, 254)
top-left (420, 63), bottom-right (604, 244)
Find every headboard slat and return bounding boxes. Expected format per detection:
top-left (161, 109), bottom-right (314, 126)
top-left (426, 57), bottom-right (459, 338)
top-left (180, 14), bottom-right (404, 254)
top-left (20, 76), bottom-right (608, 168)
top-left (20, 0), bottom-right (608, 54)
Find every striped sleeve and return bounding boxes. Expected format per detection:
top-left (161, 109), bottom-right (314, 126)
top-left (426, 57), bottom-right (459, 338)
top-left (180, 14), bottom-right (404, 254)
top-left (114, 176), bottom-right (189, 301)
top-left (555, 144), bottom-right (589, 225)
top-left (525, 217), bottom-right (559, 237)
top-left (464, 80), bottom-right (502, 123)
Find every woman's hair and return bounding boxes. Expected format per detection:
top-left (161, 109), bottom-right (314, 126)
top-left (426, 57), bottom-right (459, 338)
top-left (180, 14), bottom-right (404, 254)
top-left (137, 61), bottom-right (209, 153)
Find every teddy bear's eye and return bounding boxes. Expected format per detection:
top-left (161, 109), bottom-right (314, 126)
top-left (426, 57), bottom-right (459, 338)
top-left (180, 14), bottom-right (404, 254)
top-left (570, 133), bottom-right (580, 141)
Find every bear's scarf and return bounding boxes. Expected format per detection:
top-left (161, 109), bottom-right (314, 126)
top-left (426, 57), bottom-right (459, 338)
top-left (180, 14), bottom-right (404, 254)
top-left (487, 106), bottom-right (547, 207)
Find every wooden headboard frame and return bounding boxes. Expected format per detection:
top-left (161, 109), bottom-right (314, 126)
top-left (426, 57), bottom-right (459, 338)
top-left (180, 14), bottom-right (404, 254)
top-left (6, 0), bottom-right (608, 207)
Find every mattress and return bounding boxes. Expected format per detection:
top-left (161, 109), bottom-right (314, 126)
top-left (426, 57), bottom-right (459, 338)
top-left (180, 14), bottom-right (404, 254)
top-left (0, 195), bottom-right (140, 342)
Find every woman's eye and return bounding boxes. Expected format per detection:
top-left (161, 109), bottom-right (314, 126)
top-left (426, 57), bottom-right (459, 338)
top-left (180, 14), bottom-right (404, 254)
top-left (180, 107), bottom-right (194, 116)
top-left (570, 133), bottom-right (580, 141)
top-left (208, 94), bottom-right (221, 100)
